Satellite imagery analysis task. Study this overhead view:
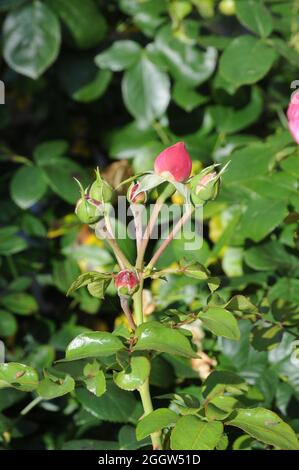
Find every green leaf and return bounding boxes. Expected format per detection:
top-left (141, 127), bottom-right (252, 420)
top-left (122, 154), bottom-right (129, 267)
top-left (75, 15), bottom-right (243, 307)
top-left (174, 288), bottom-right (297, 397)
top-left (67, 271), bottom-right (112, 296)
top-left (136, 408), bottom-right (178, 441)
top-left (172, 82), bottom-right (208, 112)
top-left (10, 165), bottom-right (47, 209)
top-left (203, 370), bottom-right (249, 401)
top-left (251, 323), bottom-right (283, 352)
top-left (76, 382), bottom-right (138, 423)
top-left (235, 0), bottom-right (273, 38)
top-left (209, 86), bottom-right (263, 134)
top-left (47, 0), bottom-right (106, 49)
top-left (65, 331), bottom-right (124, 361)
top-left (134, 321), bottom-right (197, 358)
top-left (238, 198), bottom-right (286, 242)
top-left (37, 375), bottom-right (75, 399)
top-left (155, 26), bottom-right (217, 87)
top-left (220, 35), bottom-right (277, 87)
top-left (1, 293), bottom-right (38, 316)
top-left (0, 363), bottom-right (39, 392)
top-left (95, 40), bottom-right (142, 71)
top-left (34, 139), bottom-right (69, 164)
top-left (171, 416), bottom-right (223, 450)
top-left (227, 407), bottom-right (299, 450)
top-left (119, 425), bottom-right (150, 450)
top-left (21, 213), bottom-right (47, 237)
top-left (72, 69), bottom-right (112, 103)
top-left (87, 279), bottom-right (111, 299)
top-left (114, 356), bottom-right (150, 391)
top-left (83, 365), bottom-right (106, 397)
top-left (198, 307), bottom-right (240, 340)
top-left (225, 295), bottom-right (257, 313)
top-left (0, 310), bottom-right (17, 337)
top-left (0, 226), bottom-right (27, 255)
top-left (244, 241), bottom-right (299, 272)
top-left (122, 55), bottom-right (170, 126)
top-left (269, 278), bottom-right (299, 304)
top-left (223, 143), bottom-right (275, 184)
top-left (40, 158), bottom-right (85, 204)
top-left (3, 1), bottom-right (61, 79)
top-left (206, 396), bottom-right (239, 421)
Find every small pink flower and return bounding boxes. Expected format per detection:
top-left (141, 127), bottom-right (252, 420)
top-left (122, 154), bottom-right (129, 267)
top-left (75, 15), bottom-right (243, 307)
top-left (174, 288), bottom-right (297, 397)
top-left (154, 142), bottom-right (192, 182)
top-left (287, 92), bottom-right (299, 144)
top-left (115, 270), bottom-right (139, 296)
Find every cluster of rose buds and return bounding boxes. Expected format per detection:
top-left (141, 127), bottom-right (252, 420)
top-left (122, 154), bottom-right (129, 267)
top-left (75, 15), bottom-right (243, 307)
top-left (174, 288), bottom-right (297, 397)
top-left (75, 168), bottom-right (113, 224)
top-left (74, 142), bottom-right (227, 302)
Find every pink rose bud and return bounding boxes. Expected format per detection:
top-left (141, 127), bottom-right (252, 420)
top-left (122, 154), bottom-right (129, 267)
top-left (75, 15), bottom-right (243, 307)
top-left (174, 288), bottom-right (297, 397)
top-left (287, 92), bottom-right (299, 144)
top-left (114, 270), bottom-right (139, 297)
top-left (127, 181), bottom-right (147, 204)
top-left (154, 142), bottom-right (192, 182)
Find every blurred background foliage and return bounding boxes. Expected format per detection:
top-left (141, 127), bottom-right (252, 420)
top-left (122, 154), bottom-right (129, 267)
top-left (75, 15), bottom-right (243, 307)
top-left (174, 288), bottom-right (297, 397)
top-left (0, 0), bottom-right (299, 450)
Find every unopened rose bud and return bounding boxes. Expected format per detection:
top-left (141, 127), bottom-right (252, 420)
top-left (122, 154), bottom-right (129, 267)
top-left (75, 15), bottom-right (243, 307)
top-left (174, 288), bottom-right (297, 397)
top-left (287, 92), bottom-right (299, 144)
top-left (154, 142), bottom-right (192, 183)
top-left (89, 168), bottom-right (114, 203)
top-left (127, 181), bottom-right (147, 204)
top-left (114, 270), bottom-right (139, 297)
top-left (190, 169), bottom-right (220, 204)
top-left (75, 197), bottom-right (103, 224)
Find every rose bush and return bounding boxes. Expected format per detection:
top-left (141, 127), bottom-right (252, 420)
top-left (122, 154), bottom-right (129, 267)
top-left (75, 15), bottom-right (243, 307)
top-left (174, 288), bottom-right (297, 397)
top-left (0, 0), bottom-right (299, 451)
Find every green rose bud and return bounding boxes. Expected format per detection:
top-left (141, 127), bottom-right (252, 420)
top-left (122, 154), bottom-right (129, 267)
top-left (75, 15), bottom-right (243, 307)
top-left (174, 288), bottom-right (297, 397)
top-left (75, 197), bottom-right (103, 224)
top-left (89, 168), bottom-right (114, 203)
top-left (190, 162), bottom-right (230, 205)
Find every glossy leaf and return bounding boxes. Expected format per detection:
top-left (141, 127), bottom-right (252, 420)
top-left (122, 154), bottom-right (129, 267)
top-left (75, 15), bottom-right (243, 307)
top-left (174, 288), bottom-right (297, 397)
top-left (134, 321), bottom-right (197, 358)
top-left (37, 375), bottom-right (75, 399)
top-left (114, 356), bottom-right (150, 391)
top-left (0, 363), bottom-right (39, 392)
top-left (3, 1), bottom-right (61, 79)
top-left (65, 331), bottom-right (124, 361)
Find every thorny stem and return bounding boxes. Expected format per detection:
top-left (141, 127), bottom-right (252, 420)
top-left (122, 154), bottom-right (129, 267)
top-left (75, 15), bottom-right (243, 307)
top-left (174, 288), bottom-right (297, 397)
top-left (147, 205), bottom-right (195, 271)
top-left (133, 281), bottom-right (162, 450)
